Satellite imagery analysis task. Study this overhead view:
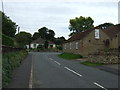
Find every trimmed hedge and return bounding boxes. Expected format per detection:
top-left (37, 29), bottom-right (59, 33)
top-left (2, 50), bottom-right (28, 87)
top-left (2, 34), bottom-right (14, 46)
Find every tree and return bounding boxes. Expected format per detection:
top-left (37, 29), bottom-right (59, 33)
top-left (15, 31), bottom-right (32, 48)
top-left (97, 23), bottom-right (114, 29)
top-left (38, 27), bottom-right (55, 41)
top-left (46, 29), bottom-right (55, 41)
top-left (54, 36), bottom-right (66, 45)
top-left (32, 32), bottom-right (40, 40)
top-left (38, 27), bottom-right (48, 39)
top-left (69, 16), bottom-right (94, 36)
top-left (44, 40), bottom-right (48, 49)
top-left (1, 11), bottom-right (17, 37)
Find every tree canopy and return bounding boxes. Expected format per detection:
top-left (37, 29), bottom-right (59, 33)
top-left (97, 22), bottom-right (114, 29)
top-left (38, 27), bottom-right (55, 41)
top-left (69, 16), bottom-right (94, 36)
top-left (1, 11), bottom-right (17, 37)
top-left (15, 31), bottom-right (32, 48)
top-left (32, 32), bottom-right (40, 40)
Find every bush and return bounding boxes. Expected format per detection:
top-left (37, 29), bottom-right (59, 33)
top-left (2, 34), bottom-right (14, 46)
top-left (2, 50), bottom-right (28, 87)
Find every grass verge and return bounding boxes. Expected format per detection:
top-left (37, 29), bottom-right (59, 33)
top-left (81, 61), bottom-right (104, 66)
top-left (2, 50), bottom-right (28, 88)
top-left (58, 53), bottom-right (83, 60)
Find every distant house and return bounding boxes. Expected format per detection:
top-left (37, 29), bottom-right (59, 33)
top-left (48, 41), bottom-right (56, 48)
top-left (30, 37), bottom-right (56, 49)
top-left (63, 24), bottom-right (120, 56)
top-left (30, 37), bottom-right (45, 48)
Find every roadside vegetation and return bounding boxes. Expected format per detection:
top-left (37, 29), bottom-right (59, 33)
top-left (2, 50), bottom-right (28, 87)
top-left (58, 53), bottom-right (83, 60)
top-left (81, 61), bottom-right (104, 66)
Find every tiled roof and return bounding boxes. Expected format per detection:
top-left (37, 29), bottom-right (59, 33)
top-left (31, 37), bottom-right (45, 44)
top-left (48, 41), bottom-right (55, 44)
top-left (65, 24), bottom-right (120, 43)
top-left (102, 24), bottom-right (120, 38)
top-left (66, 27), bottom-right (98, 42)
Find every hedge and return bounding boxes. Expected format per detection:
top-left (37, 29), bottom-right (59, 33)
top-left (2, 50), bottom-right (28, 87)
top-left (2, 34), bottom-right (14, 46)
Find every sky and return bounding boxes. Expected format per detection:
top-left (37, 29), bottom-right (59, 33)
top-left (0, 0), bottom-right (119, 39)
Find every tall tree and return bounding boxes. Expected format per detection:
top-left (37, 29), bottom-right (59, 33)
top-left (15, 31), bottom-right (32, 48)
top-left (38, 27), bottom-right (55, 41)
top-left (32, 32), bottom-right (40, 40)
top-left (38, 27), bottom-right (48, 39)
top-left (97, 23), bottom-right (114, 29)
top-left (1, 11), bottom-right (17, 37)
top-left (69, 16), bottom-right (94, 36)
top-left (54, 36), bottom-right (66, 45)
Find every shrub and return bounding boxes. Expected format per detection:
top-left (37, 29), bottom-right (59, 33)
top-left (2, 34), bottom-right (14, 46)
top-left (2, 50), bottom-right (28, 87)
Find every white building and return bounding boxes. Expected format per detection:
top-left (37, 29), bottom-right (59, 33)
top-left (30, 37), bottom-right (56, 49)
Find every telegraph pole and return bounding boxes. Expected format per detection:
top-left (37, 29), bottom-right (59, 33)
top-left (1, 0), bottom-right (4, 13)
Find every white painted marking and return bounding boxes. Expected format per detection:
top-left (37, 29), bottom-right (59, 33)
top-left (64, 66), bottom-right (82, 77)
top-left (94, 82), bottom-right (107, 90)
top-left (29, 59), bottom-right (33, 88)
top-left (54, 61), bottom-right (61, 65)
top-left (49, 58), bottom-right (53, 60)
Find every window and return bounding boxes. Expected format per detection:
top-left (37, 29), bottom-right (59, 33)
top-left (70, 43), bottom-right (72, 49)
top-left (76, 41), bottom-right (79, 49)
top-left (64, 44), bottom-right (66, 49)
top-left (95, 29), bottom-right (100, 39)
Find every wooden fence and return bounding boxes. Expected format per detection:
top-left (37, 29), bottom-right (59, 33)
top-left (2, 45), bottom-right (24, 53)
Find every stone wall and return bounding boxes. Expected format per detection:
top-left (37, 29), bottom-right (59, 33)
top-left (87, 49), bottom-right (120, 64)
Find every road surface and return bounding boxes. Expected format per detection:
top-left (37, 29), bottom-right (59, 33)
top-left (29, 52), bottom-right (118, 89)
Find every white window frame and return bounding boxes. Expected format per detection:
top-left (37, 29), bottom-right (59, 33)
top-left (76, 41), bottom-right (79, 49)
top-left (95, 29), bottom-right (100, 39)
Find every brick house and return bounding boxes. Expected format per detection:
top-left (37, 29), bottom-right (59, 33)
top-left (63, 24), bottom-right (120, 56)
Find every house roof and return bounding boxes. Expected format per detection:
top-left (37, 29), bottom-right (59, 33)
top-left (66, 27), bottom-right (98, 43)
top-left (102, 24), bottom-right (120, 38)
top-left (65, 24), bottom-right (120, 43)
top-left (31, 37), bottom-right (55, 45)
top-left (31, 37), bottom-right (45, 44)
top-left (48, 41), bottom-right (55, 44)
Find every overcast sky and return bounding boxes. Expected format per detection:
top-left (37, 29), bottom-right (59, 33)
top-left (0, 0), bottom-right (119, 39)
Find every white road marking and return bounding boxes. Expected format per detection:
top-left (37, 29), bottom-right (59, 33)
top-left (29, 57), bottom-right (33, 88)
top-left (54, 61), bottom-right (61, 65)
top-left (49, 58), bottom-right (53, 61)
top-left (94, 82), bottom-right (107, 90)
top-left (64, 66), bottom-right (82, 77)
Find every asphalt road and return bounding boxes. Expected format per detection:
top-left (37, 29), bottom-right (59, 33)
top-left (30, 52), bottom-right (119, 89)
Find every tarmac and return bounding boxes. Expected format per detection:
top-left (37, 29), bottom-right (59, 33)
top-left (3, 54), bottom-right (120, 88)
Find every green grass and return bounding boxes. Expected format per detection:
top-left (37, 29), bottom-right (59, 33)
top-left (81, 61), bottom-right (104, 66)
top-left (58, 53), bottom-right (83, 60)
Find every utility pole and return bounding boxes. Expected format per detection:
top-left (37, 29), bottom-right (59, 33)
top-left (18, 26), bottom-right (20, 34)
top-left (1, 0), bottom-right (4, 13)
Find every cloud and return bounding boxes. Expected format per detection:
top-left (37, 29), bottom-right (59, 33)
top-left (1, 1), bottom-right (118, 39)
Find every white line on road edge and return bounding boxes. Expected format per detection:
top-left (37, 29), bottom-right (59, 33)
top-left (64, 66), bottom-right (82, 77)
top-left (54, 61), bottom-right (61, 65)
top-left (29, 56), bottom-right (33, 88)
top-left (94, 82), bottom-right (107, 90)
